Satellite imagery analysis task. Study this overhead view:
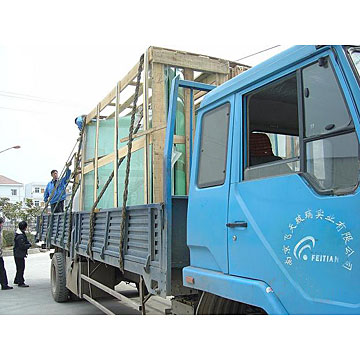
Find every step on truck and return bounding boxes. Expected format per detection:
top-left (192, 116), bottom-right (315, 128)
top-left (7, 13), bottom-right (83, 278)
top-left (37, 45), bottom-right (360, 314)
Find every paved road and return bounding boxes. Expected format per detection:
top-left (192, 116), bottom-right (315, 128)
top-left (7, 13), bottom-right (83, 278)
top-left (0, 252), bottom-right (171, 315)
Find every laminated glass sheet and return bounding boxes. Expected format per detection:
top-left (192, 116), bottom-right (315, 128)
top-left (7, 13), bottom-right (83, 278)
top-left (97, 118), bottom-right (115, 209)
top-left (117, 116), bottom-right (144, 206)
top-left (83, 170), bottom-right (94, 211)
top-left (85, 121), bottom-right (96, 161)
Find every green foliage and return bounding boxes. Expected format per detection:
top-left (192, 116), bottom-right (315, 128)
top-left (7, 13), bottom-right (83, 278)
top-left (2, 229), bottom-right (14, 247)
top-left (22, 198), bottom-right (42, 226)
top-left (2, 229), bottom-right (35, 248)
top-left (0, 197), bottom-right (41, 231)
top-left (1, 198), bottom-right (23, 230)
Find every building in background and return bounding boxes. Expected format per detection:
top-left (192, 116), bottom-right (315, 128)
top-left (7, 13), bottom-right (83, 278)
top-left (24, 182), bottom-right (47, 207)
top-left (0, 174), bottom-right (24, 204)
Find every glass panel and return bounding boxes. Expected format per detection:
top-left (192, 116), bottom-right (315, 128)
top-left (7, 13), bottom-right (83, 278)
top-left (197, 103), bottom-right (230, 188)
top-left (84, 121), bottom-right (96, 161)
top-left (245, 72), bottom-right (299, 180)
top-left (97, 118), bottom-right (115, 209)
top-left (303, 58), bottom-right (352, 138)
top-left (117, 116), bottom-right (144, 206)
top-left (83, 170), bottom-right (94, 211)
top-left (117, 148), bottom-right (144, 206)
top-left (306, 132), bottom-right (359, 193)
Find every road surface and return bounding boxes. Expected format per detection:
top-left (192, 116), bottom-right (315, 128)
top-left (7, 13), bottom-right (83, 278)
top-left (0, 251), bottom-right (170, 315)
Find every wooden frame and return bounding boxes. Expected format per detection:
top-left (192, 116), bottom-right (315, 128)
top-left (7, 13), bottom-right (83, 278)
top-left (80, 46), bottom-right (249, 210)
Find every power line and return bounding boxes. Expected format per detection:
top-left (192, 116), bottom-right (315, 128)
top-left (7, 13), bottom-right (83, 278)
top-left (0, 90), bottom-right (56, 102)
top-left (0, 105), bottom-right (44, 113)
top-left (0, 90), bottom-right (82, 108)
top-left (235, 45), bottom-right (281, 62)
top-left (0, 92), bottom-right (59, 104)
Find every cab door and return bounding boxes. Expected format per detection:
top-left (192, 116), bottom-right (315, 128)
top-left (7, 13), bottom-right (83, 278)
top-left (227, 51), bottom-right (360, 314)
top-left (187, 98), bottom-right (234, 274)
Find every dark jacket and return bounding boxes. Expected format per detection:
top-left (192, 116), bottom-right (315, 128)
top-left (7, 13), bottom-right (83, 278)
top-left (13, 229), bottom-right (31, 258)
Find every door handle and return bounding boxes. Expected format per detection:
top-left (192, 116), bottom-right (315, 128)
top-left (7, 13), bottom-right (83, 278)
top-left (226, 221), bottom-right (247, 228)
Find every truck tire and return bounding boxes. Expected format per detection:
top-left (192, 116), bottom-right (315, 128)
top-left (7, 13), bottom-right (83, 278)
top-left (196, 292), bottom-right (266, 315)
top-left (51, 252), bottom-right (69, 302)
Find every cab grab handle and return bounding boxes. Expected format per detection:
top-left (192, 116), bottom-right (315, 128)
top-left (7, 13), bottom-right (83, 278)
top-left (226, 221), bottom-right (248, 228)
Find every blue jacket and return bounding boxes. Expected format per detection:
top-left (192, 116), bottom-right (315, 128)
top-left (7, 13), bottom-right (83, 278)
top-left (44, 169), bottom-right (71, 204)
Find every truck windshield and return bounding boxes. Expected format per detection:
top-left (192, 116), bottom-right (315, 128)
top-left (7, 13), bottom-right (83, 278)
top-left (348, 47), bottom-right (360, 77)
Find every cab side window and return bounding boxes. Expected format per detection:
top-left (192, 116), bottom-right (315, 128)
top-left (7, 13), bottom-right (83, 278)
top-left (302, 59), bottom-right (359, 194)
top-left (197, 103), bottom-right (230, 188)
top-left (244, 73), bottom-right (300, 181)
top-left (243, 56), bottom-right (360, 195)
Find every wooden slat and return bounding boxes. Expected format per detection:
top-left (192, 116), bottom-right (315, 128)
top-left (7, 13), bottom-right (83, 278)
top-left (119, 124), bottom-right (167, 143)
top-left (114, 82), bottom-right (120, 207)
top-left (143, 49), bottom-right (150, 204)
top-left (87, 87), bottom-right (116, 123)
top-left (149, 47), bottom-right (229, 74)
top-left (106, 85), bottom-right (144, 120)
top-left (151, 63), bottom-right (166, 203)
top-left (94, 104), bottom-right (100, 200)
top-left (86, 60), bottom-right (141, 124)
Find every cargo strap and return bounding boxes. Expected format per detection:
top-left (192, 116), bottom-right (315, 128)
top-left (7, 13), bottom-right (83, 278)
top-left (86, 54), bottom-right (145, 269)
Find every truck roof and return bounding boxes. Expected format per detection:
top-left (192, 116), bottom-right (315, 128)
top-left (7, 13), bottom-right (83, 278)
top-left (200, 45), bottom-right (332, 108)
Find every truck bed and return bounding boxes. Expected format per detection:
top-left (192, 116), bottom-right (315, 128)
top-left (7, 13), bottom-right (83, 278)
top-left (36, 197), bottom-right (191, 298)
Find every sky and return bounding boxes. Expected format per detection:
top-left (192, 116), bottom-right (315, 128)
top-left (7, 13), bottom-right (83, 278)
top-left (0, 0), bottom-right (354, 186)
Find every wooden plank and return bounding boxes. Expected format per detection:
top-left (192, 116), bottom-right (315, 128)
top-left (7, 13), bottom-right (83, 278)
top-left (106, 85), bottom-right (144, 120)
top-left (216, 73), bottom-right (229, 86)
top-left (87, 87), bottom-right (116, 124)
top-left (151, 63), bottom-right (166, 203)
top-left (93, 104), bottom-right (100, 201)
top-left (173, 135), bottom-right (185, 144)
top-left (83, 137), bottom-right (145, 174)
top-left (114, 82), bottom-right (120, 207)
top-left (184, 69), bottom-right (194, 194)
top-left (86, 60), bottom-right (140, 124)
top-left (143, 49), bottom-right (150, 204)
top-left (119, 123), bottom-right (167, 143)
top-left (150, 47), bottom-right (229, 74)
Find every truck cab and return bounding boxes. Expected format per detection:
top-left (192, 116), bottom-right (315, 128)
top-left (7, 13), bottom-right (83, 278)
top-left (183, 45), bottom-right (360, 314)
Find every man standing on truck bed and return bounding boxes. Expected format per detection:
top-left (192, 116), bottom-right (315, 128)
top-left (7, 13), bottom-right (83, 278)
top-left (44, 164), bottom-right (71, 213)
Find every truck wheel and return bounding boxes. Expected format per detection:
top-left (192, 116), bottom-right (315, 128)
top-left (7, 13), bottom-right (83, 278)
top-left (196, 292), bottom-right (266, 315)
top-left (51, 252), bottom-right (69, 302)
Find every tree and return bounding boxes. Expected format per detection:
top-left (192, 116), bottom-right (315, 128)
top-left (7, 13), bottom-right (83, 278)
top-left (1, 199), bottom-right (24, 230)
top-left (23, 198), bottom-right (42, 229)
top-left (0, 197), bottom-right (41, 231)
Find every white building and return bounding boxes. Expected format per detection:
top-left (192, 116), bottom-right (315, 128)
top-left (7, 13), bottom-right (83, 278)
top-left (0, 174), bottom-right (24, 204)
top-left (24, 182), bottom-right (47, 207)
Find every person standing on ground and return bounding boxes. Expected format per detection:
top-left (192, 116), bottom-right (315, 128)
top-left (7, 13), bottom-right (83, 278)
top-left (0, 217), bottom-right (13, 290)
top-left (13, 221), bottom-right (31, 288)
top-left (44, 163), bottom-right (71, 213)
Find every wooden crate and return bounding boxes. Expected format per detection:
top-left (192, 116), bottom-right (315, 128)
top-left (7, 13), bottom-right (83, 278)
top-left (79, 46), bottom-right (250, 210)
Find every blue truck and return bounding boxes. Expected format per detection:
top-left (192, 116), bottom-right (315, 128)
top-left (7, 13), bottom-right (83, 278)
top-left (37, 45), bottom-right (360, 314)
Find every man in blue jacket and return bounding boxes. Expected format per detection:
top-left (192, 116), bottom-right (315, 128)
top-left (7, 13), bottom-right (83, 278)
top-left (44, 166), bottom-right (71, 213)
